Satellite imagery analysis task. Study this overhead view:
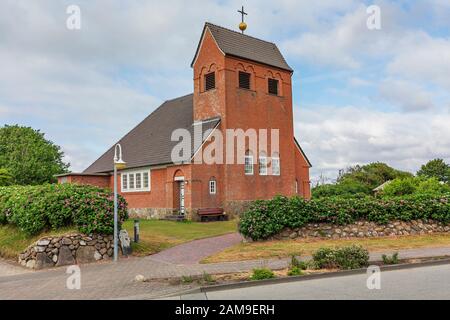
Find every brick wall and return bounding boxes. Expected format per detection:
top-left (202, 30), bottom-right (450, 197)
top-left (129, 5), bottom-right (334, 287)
top-left (191, 28), bottom-right (310, 208)
top-left (58, 175), bottom-right (110, 189)
top-left (62, 26), bottom-right (311, 219)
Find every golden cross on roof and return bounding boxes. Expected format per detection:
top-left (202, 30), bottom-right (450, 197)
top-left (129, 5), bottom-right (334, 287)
top-left (237, 6), bottom-right (248, 34)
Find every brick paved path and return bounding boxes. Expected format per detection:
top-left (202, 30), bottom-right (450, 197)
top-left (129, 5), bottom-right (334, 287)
top-left (1, 239), bottom-right (450, 299)
top-left (150, 233), bottom-right (243, 264)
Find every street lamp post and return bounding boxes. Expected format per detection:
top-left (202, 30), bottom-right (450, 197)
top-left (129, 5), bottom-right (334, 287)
top-left (113, 144), bottom-right (126, 262)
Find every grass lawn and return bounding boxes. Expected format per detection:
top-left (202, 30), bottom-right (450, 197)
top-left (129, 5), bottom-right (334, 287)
top-left (0, 225), bottom-right (77, 260)
top-left (201, 233), bottom-right (450, 264)
top-left (0, 219), bottom-right (237, 260)
top-left (123, 219), bottom-right (237, 256)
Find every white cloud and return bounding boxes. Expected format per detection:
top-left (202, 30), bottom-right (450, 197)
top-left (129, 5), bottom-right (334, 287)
top-left (281, 3), bottom-right (404, 69)
top-left (379, 79), bottom-right (435, 112)
top-left (348, 77), bottom-right (372, 87)
top-left (282, 7), bottom-right (366, 69)
top-left (294, 105), bottom-right (450, 182)
top-left (387, 34), bottom-right (450, 90)
top-left (281, 1), bottom-right (450, 97)
top-left (0, 105), bottom-right (13, 117)
top-left (1, 0), bottom-right (450, 178)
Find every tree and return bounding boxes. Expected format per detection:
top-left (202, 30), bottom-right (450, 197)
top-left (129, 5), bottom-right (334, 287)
top-left (382, 177), bottom-right (417, 197)
top-left (382, 176), bottom-right (450, 197)
top-left (0, 125), bottom-right (69, 185)
top-left (417, 159), bottom-right (450, 184)
top-left (338, 162), bottom-right (413, 190)
top-left (312, 179), bottom-right (371, 198)
top-left (312, 162), bottom-right (414, 198)
top-left (0, 168), bottom-right (13, 186)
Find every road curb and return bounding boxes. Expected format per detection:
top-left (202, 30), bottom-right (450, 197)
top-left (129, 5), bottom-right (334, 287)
top-left (187, 257), bottom-right (450, 294)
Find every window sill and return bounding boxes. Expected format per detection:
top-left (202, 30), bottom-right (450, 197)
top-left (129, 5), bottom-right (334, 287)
top-left (237, 87), bottom-right (256, 93)
top-left (121, 190), bottom-right (151, 194)
top-left (267, 93), bottom-right (284, 98)
top-left (201, 88), bottom-right (217, 94)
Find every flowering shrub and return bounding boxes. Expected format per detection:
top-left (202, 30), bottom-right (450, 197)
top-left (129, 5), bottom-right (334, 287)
top-left (312, 246), bottom-right (369, 270)
top-left (239, 194), bottom-right (450, 240)
top-left (0, 184), bottom-right (128, 235)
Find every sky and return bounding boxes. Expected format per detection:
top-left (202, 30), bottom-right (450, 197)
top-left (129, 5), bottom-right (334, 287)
top-left (1, 0), bottom-right (449, 184)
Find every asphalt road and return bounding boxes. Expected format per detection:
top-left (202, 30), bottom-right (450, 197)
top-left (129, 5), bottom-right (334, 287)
top-left (178, 263), bottom-right (450, 300)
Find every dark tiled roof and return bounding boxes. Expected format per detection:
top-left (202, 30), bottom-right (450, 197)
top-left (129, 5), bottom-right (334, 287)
top-left (84, 94), bottom-right (220, 174)
top-left (191, 22), bottom-right (293, 72)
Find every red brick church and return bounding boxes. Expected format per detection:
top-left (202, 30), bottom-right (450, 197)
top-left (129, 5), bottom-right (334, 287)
top-left (58, 22), bottom-right (311, 220)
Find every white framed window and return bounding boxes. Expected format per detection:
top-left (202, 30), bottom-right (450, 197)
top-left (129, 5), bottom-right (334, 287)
top-left (244, 152), bottom-right (254, 175)
top-left (122, 174), bottom-right (128, 191)
top-left (259, 152), bottom-right (268, 176)
top-left (209, 180), bottom-right (217, 195)
top-left (295, 180), bottom-right (299, 194)
top-left (272, 154), bottom-right (280, 176)
top-left (143, 172), bottom-right (149, 189)
top-left (121, 169), bottom-right (151, 192)
top-left (129, 174), bottom-right (135, 189)
top-left (136, 173), bottom-right (142, 189)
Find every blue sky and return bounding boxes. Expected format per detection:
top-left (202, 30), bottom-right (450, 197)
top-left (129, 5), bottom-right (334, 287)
top-left (1, 0), bottom-right (449, 183)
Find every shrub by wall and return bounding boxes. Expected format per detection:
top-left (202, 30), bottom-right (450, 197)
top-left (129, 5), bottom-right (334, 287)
top-left (312, 245), bottom-right (369, 270)
top-left (0, 184), bottom-right (128, 235)
top-left (239, 194), bottom-right (450, 240)
top-left (382, 177), bottom-right (450, 197)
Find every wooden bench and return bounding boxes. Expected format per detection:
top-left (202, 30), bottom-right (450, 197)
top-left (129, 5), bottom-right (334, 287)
top-left (197, 208), bottom-right (226, 222)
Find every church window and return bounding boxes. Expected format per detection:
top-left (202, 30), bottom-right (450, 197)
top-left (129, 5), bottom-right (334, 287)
top-left (245, 151), bottom-right (254, 175)
top-left (271, 153), bottom-right (280, 176)
top-left (205, 72), bottom-right (216, 91)
top-left (129, 174), bottom-right (135, 189)
top-left (259, 152), bottom-right (268, 175)
top-left (239, 71), bottom-right (251, 89)
top-left (143, 172), bottom-right (149, 189)
top-left (122, 174), bottom-right (128, 191)
top-left (122, 169), bottom-right (151, 192)
top-left (268, 78), bottom-right (279, 95)
top-left (136, 173), bottom-right (142, 189)
top-left (209, 179), bottom-right (217, 195)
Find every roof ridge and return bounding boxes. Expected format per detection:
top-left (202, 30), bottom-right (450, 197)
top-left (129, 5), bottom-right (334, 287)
top-left (166, 92), bottom-right (194, 102)
top-left (202, 22), bottom-right (293, 72)
top-left (205, 22), bottom-right (278, 47)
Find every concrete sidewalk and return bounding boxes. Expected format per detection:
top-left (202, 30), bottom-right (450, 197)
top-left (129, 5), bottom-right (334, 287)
top-left (0, 259), bottom-right (31, 278)
top-left (1, 244), bottom-right (450, 299)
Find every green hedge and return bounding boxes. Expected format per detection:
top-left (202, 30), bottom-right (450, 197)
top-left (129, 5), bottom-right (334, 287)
top-left (0, 184), bottom-right (128, 235)
top-left (239, 194), bottom-right (450, 240)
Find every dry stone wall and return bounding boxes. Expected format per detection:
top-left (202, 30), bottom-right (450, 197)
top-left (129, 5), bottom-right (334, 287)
top-left (19, 234), bottom-right (115, 269)
top-left (270, 219), bottom-right (450, 241)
